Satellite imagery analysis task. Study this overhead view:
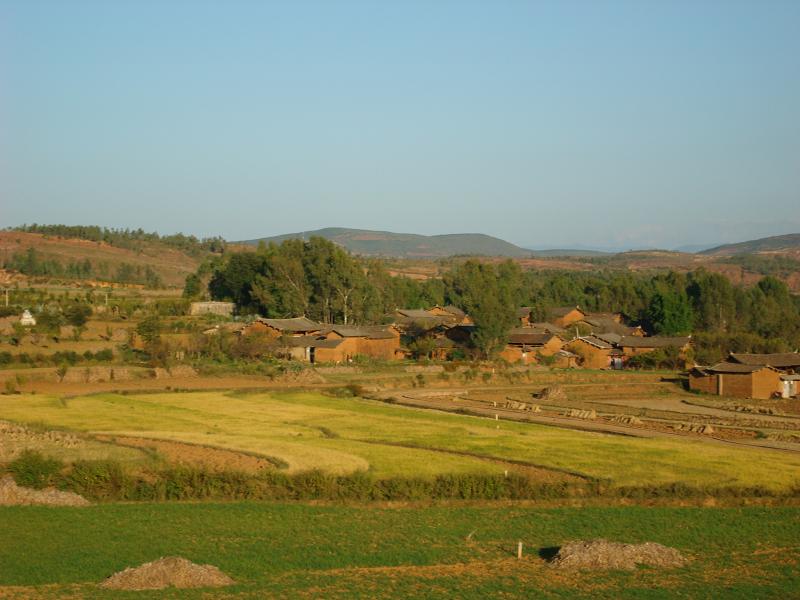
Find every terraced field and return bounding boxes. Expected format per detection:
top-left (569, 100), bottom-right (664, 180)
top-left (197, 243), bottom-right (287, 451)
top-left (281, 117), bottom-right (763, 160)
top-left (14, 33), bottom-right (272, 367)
top-left (3, 390), bottom-right (800, 490)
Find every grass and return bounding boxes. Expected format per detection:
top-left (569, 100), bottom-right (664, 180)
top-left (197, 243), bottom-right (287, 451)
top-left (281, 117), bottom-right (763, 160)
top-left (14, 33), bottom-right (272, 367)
top-left (2, 390), bottom-right (800, 489)
top-left (0, 503), bottom-right (798, 598)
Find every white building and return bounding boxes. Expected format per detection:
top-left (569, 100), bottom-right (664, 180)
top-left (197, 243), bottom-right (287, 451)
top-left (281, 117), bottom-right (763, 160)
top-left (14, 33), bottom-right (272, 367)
top-left (19, 310), bottom-right (36, 327)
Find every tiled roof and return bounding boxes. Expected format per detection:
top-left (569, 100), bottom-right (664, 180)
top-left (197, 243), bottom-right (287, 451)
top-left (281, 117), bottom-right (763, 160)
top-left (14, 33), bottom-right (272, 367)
top-left (256, 317), bottom-right (321, 332)
top-left (728, 353), bottom-right (800, 368)
top-left (619, 336), bottom-right (690, 348)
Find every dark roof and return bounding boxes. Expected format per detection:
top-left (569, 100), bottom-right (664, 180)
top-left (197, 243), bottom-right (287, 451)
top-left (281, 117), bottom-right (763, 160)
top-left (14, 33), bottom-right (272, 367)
top-left (507, 331), bottom-right (558, 346)
top-left (581, 316), bottom-right (641, 336)
top-left (328, 326), bottom-right (396, 340)
top-left (728, 353), bottom-right (800, 369)
top-left (573, 335), bottom-right (613, 350)
top-left (516, 307), bottom-right (532, 318)
top-left (256, 317), bottom-right (321, 332)
top-left (705, 362), bottom-right (778, 374)
top-left (396, 308), bottom-right (437, 319)
top-left (550, 306), bottom-right (584, 318)
top-left (528, 322), bottom-right (566, 334)
top-left (596, 332), bottom-right (622, 345)
top-left (619, 336), bottom-right (690, 348)
top-left (441, 305), bottom-right (466, 318)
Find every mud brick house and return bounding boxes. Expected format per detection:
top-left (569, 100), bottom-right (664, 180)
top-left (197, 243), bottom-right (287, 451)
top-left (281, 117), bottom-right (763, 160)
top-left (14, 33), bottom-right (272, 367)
top-left (517, 307), bottom-right (532, 327)
top-left (565, 335), bottom-right (616, 369)
top-left (500, 330), bottom-right (564, 365)
top-left (189, 301), bottom-right (235, 317)
top-left (548, 306), bottom-right (586, 328)
top-left (527, 322), bottom-right (567, 335)
top-left (619, 336), bottom-right (692, 365)
top-left (244, 317), bottom-right (322, 338)
top-left (580, 313), bottom-right (644, 337)
top-left (689, 362), bottom-right (783, 400)
top-left (316, 326), bottom-right (401, 362)
top-left (427, 305), bottom-right (473, 325)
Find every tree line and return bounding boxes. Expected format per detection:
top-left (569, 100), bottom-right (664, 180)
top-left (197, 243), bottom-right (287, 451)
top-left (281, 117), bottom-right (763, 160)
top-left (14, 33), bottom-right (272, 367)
top-left (3, 248), bottom-right (164, 288)
top-left (194, 237), bottom-right (800, 363)
top-left (10, 224), bottom-right (226, 257)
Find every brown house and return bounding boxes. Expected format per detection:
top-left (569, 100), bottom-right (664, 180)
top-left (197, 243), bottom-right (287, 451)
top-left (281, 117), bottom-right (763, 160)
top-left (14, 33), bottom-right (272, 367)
top-left (244, 317), bottom-right (322, 338)
top-left (549, 306), bottom-right (586, 328)
top-left (427, 305), bottom-right (473, 325)
top-left (565, 335), bottom-right (615, 369)
top-left (517, 307), bottom-right (532, 327)
top-left (619, 336), bottom-right (692, 364)
top-left (499, 330), bottom-right (564, 365)
top-left (317, 326), bottom-right (401, 362)
top-left (581, 314), bottom-right (644, 337)
top-left (689, 362), bottom-right (783, 400)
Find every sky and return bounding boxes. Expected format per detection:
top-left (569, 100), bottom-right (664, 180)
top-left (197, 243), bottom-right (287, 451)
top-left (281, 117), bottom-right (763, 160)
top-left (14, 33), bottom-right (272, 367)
top-left (1, 0), bottom-right (799, 251)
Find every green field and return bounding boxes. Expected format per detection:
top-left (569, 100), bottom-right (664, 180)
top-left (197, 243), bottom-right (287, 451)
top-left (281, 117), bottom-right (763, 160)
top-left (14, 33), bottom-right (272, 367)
top-left (3, 390), bottom-right (800, 490)
top-left (0, 504), bottom-right (798, 598)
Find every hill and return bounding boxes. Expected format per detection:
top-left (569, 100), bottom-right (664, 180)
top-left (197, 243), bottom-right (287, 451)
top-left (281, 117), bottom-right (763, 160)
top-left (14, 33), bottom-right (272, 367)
top-left (0, 231), bottom-right (206, 288)
top-left (701, 233), bottom-right (800, 256)
top-left (240, 227), bottom-right (533, 258)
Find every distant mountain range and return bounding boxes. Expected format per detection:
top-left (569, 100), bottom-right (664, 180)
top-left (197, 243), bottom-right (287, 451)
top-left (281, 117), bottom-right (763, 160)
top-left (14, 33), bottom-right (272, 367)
top-left (242, 228), bottom-right (800, 259)
top-left (701, 233), bottom-right (800, 256)
top-left (239, 228), bottom-right (534, 259)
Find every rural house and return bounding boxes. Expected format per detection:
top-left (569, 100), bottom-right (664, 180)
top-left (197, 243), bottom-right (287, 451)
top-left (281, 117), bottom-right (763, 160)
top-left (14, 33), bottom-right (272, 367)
top-left (317, 326), bottom-right (401, 362)
top-left (244, 317), bottom-right (322, 338)
top-left (548, 306), bottom-right (586, 328)
top-left (689, 362), bottom-right (783, 400)
top-left (618, 336), bottom-right (692, 366)
top-left (565, 335), bottom-right (616, 369)
top-left (500, 330), bottom-right (564, 365)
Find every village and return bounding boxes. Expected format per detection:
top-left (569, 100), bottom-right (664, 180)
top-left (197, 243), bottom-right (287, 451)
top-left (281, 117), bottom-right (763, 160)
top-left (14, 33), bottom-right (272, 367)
top-left (183, 300), bottom-right (799, 401)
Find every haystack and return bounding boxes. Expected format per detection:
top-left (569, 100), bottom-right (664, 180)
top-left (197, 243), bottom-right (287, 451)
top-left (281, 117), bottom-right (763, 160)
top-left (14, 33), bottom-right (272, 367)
top-left (100, 556), bottom-right (235, 590)
top-left (536, 386), bottom-right (568, 402)
top-left (549, 539), bottom-right (686, 570)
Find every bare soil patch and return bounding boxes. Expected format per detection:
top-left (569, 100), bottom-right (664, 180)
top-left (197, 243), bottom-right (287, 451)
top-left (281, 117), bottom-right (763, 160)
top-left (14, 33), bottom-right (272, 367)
top-left (94, 435), bottom-right (278, 473)
top-left (99, 556), bottom-right (234, 590)
top-left (0, 476), bottom-right (89, 507)
top-left (548, 539), bottom-right (687, 570)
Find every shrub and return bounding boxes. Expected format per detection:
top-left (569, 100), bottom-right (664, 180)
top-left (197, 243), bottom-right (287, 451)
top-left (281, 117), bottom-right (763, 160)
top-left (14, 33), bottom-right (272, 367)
top-left (8, 450), bottom-right (63, 489)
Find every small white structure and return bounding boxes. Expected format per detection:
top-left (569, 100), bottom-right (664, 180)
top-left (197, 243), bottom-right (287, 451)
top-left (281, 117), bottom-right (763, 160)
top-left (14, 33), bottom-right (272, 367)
top-left (189, 301), bottom-right (235, 317)
top-left (781, 375), bottom-right (800, 399)
top-left (19, 309), bottom-right (36, 327)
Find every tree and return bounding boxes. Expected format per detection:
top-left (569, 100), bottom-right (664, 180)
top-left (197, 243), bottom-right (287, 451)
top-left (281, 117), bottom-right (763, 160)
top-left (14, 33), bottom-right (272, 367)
top-left (64, 303), bottom-right (92, 327)
top-left (182, 273), bottom-right (203, 299)
top-left (445, 261), bottom-right (517, 359)
top-left (645, 290), bottom-right (694, 335)
top-left (136, 316), bottom-right (161, 345)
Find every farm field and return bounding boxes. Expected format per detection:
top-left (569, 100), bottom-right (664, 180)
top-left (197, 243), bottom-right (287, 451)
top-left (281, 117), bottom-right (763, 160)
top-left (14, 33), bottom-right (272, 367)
top-left (3, 390), bottom-right (800, 489)
top-left (0, 504), bottom-right (798, 598)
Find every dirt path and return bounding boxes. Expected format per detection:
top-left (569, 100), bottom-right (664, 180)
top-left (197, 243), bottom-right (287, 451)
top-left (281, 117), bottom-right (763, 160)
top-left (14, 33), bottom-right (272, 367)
top-left (380, 390), bottom-right (800, 454)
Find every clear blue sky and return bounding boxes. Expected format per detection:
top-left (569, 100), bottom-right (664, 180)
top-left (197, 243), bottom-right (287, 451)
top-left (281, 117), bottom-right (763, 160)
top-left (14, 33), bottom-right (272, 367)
top-left (2, 0), bottom-right (799, 250)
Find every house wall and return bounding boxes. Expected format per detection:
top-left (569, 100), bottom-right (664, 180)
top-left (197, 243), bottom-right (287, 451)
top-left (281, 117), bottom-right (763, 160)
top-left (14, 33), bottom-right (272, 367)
top-left (689, 372), bottom-right (717, 395)
top-left (751, 369), bottom-right (782, 399)
top-left (565, 339), bottom-right (610, 369)
top-left (189, 302), bottom-right (234, 317)
top-left (499, 346), bottom-right (535, 365)
top-left (317, 334), bottom-right (401, 362)
top-left (554, 309), bottom-right (584, 328)
top-left (540, 336), bottom-right (564, 356)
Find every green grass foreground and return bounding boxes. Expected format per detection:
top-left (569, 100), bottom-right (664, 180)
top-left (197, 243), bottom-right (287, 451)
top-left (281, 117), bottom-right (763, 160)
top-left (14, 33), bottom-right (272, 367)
top-left (0, 503), bottom-right (798, 598)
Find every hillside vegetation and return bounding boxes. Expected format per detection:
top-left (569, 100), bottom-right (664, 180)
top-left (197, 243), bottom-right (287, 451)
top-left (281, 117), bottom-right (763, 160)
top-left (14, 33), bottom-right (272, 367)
top-left (702, 233), bottom-right (800, 256)
top-left (0, 231), bottom-right (209, 288)
top-left (241, 227), bottom-right (533, 258)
